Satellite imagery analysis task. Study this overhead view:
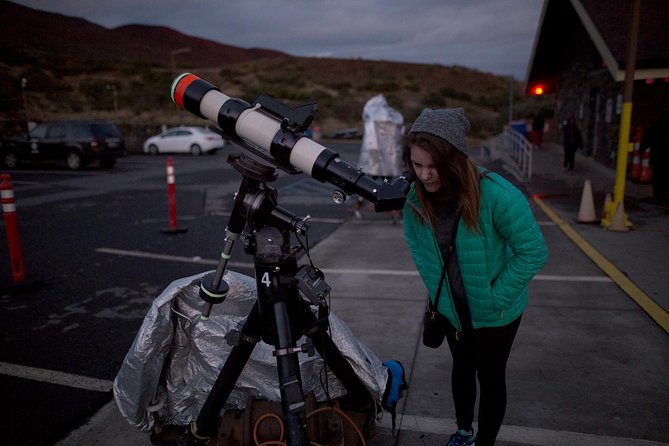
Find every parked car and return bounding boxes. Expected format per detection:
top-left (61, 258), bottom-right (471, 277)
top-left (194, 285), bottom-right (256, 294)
top-left (1, 120), bottom-right (125, 170)
top-left (326, 127), bottom-right (362, 139)
top-left (142, 126), bottom-right (225, 156)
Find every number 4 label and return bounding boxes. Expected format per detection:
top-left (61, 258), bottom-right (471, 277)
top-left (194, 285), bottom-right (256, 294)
top-left (261, 272), bottom-right (271, 287)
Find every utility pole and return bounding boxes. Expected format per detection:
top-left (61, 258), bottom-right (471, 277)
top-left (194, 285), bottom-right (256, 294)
top-left (602, 0), bottom-right (640, 231)
top-left (170, 47), bottom-right (191, 75)
top-left (170, 48), bottom-right (191, 116)
top-left (21, 77), bottom-right (30, 129)
top-left (508, 76), bottom-right (514, 123)
top-left (106, 84), bottom-right (118, 112)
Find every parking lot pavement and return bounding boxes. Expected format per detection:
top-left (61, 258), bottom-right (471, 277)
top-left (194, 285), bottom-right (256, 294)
top-left (56, 143), bottom-right (669, 446)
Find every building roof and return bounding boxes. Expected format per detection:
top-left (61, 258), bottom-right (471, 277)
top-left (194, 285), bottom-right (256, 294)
top-left (526, 0), bottom-right (669, 89)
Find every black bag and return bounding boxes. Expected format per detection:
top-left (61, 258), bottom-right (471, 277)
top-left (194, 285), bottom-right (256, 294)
top-left (422, 301), bottom-right (449, 348)
top-left (422, 263), bottom-right (449, 348)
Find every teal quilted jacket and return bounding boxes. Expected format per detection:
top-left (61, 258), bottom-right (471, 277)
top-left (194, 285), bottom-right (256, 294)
top-left (403, 172), bottom-right (548, 330)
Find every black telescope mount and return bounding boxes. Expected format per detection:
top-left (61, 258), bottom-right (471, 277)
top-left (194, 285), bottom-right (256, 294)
top-left (187, 152), bottom-right (374, 446)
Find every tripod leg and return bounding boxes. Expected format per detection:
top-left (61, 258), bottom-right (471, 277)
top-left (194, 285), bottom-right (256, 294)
top-left (272, 300), bottom-right (310, 446)
top-left (301, 306), bottom-right (373, 409)
top-left (192, 302), bottom-right (262, 439)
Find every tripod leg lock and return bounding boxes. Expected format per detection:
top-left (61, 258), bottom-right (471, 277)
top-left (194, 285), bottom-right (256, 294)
top-left (224, 329), bottom-right (262, 347)
top-left (273, 338), bottom-right (313, 357)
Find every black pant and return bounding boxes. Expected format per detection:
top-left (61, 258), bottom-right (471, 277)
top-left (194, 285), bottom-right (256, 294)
top-left (564, 146), bottom-right (577, 170)
top-left (445, 315), bottom-right (522, 446)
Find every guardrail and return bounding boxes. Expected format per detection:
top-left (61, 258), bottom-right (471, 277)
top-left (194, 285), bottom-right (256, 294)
top-left (480, 127), bottom-right (533, 181)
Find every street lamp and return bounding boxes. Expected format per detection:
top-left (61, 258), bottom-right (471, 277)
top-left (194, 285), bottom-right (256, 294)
top-left (170, 47), bottom-right (191, 74)
top-left (105, 84), bottom-right (118, 112)
top-left (508, 76), bottom-right (514, 123)
top-left (21, 77), bottom-right (30, 128)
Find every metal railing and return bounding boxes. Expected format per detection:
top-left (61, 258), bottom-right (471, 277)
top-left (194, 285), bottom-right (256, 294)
top-left (480, 127), bottom-right (533, 181)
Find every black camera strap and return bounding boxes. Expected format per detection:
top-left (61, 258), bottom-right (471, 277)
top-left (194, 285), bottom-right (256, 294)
top-left (428, 262), bottom-right (448, 315)
top-left (431, 198), bottom-right (473, 335)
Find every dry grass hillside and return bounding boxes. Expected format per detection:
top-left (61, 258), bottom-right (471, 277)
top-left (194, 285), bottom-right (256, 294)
top-left (216, 57), bottom-right (514, 137)
top-left (0, 1), bottom-right (553, 150)
top-left (2, 56), bottom-right (546, 148)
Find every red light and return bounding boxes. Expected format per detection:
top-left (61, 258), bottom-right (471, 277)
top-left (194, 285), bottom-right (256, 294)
top-left (532, 85), bottom-right (544, 95)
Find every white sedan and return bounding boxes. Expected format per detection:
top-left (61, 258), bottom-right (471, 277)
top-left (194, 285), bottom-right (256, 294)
top-left (142, 126), bottom-right (225, 156)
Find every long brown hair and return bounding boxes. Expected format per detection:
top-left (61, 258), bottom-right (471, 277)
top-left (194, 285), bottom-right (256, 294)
top-left (403, 132), bottom-right (482, 230)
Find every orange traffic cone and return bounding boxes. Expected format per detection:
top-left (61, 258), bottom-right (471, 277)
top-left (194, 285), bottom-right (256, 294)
top-left (630, 143), bottom-right (641, 182)
top-left (608, 202), bottom-right (629, 232)
top-left (577, 180), bottom-right (597, 223)
top-left (630, 126), bottom-right (644, 181)
top-left (601, 193), bottom-right (612, 221)
top-left (639, 149), bottom-right (653, 184)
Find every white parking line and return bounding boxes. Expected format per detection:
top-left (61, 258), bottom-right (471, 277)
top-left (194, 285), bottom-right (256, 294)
top-left (205, 212), bottom-right (345, 224)
top-left (95, 248), bottom-right (612, 282)
top-left (534, 274), bottom-right (612, 282)
top-left (0, 361), bottom-right (113, 393)
top-left (96, 247), bottom-right (246, 268)
top-left (378, 413), bottom-right (668, 445)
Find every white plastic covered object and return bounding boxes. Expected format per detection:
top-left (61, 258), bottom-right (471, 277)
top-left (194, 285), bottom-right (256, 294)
top-left (113, 270), bottom-right (389, 431)
top-left (357, 94), bottom-right (405, 178)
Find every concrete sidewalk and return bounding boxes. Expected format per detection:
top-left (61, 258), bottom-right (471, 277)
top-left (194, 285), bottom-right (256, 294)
top-left (57, 143), bottom-right (669, 446)
top-left (522, 142), bottom-right (669, 317)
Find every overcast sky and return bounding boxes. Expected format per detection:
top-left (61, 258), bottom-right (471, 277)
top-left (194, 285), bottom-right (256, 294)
top-left (13, 0), bottom-right (544, 80)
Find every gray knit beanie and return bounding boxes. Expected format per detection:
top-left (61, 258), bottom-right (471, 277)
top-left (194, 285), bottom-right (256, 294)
top-left (410, 107), bottom-right (471, 154)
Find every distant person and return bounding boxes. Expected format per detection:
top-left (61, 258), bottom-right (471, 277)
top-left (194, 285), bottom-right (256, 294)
top-left (402, 108), bottom-right (548, 446)
top-left (640, 110), bottom-right (669, 201)
top-left (531, 113), bottom-right (545, 149)
top-left (562, 116), bottom-right (582, 171)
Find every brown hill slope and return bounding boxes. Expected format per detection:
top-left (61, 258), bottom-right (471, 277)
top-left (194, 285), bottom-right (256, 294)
top-left (0, 0), bottom-right (287, 66)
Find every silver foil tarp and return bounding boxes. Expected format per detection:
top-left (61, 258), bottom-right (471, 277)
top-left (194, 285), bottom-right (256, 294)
top-left (113, 270), bottom-right (390, 431)
top-left (357, 94), bottom-right (405, 178)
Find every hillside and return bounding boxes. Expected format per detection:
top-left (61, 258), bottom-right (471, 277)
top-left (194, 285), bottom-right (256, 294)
top-left (0, 1), bottom-right (287, 67)
top-left (0, 0), bottom-right (549, 149)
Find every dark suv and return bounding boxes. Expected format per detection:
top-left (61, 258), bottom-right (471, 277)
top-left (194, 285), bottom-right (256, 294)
top-left (1, 120), bottom-right (125, 170)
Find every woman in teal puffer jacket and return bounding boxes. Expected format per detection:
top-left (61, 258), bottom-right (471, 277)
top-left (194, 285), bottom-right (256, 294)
top-left (403, 108), bottom-right (548, 446)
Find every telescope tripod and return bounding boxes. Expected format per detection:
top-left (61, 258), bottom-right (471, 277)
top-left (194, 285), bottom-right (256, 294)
top-left (189, 154), bottom-right (373, 446)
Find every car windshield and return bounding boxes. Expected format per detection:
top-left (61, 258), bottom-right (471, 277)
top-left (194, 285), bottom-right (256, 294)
top-left (29, 125), bottom-right (48, 138)
top-left (71, 124), bottom-right (94, 139)
top-left (91, 124), bottom-right (121, 138)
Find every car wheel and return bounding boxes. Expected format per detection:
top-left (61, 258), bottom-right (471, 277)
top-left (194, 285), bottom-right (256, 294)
top-left (66, 151), bottom-right (84, 170)
top-left (149, 144), bottom-right (159, 155)
top-left (190, 144), bottom-right (202, 156)
top-left (3, 151), bottom-right (18, 168)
